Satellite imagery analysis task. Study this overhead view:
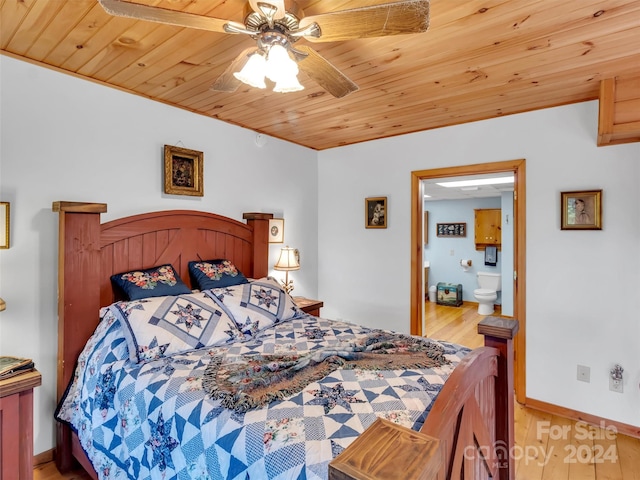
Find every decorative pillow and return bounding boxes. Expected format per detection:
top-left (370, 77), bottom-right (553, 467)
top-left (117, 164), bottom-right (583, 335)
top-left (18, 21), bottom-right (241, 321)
top-left (105, 292), bottom-right (243, 363)
top-left (204, 276), bottom-right (305, 337)
top-left (188, 259), bottom-right (248, 290)
top-left (111, 264), bottom-right (191, 300)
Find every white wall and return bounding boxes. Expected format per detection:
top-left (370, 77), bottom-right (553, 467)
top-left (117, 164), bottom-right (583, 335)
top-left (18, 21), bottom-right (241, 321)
top-left (0, 56), bottom-right (318, 454)
top-left (318, 102), bottom-right (640, 427)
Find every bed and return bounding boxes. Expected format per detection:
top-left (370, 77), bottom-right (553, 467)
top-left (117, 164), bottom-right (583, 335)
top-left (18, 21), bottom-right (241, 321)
top-left (52, 202), bottom-right (518, 480)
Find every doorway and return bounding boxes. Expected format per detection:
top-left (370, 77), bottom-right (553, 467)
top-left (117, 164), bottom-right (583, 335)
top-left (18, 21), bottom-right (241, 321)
top-left (410, 159), bottom-right (526, 403)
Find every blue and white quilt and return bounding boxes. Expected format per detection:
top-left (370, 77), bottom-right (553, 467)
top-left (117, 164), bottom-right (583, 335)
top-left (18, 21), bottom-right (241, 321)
top-left (56, 280), bottom-right (470, 480)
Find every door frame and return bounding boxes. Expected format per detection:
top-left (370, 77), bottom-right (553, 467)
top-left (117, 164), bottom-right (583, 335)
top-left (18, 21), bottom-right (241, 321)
top-left (410, 159), bottom-right (526, 403)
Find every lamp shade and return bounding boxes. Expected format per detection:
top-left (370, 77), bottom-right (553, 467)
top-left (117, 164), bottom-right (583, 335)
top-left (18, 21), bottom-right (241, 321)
top-left (273, 75), bottom-right (304, 93)
top-left (234, 52), bottom-right (267, 89)
top-left (266, 45), bottom-right (304, 93)
top-left (274, 246), bottom-right (300, 271)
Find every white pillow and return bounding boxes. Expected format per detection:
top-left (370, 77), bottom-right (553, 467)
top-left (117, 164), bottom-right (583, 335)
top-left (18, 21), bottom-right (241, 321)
top-left (106, 291), bottom-right (243, 363)
top-left (204, 277), bottom-right (305, 337)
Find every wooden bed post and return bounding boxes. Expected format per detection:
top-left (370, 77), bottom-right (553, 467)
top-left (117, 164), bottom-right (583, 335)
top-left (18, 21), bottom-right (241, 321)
top-left (242, 212), bottom-right (273, 278)
top-left (52, 201), bottom-right (107, 472)
top-left (478, 316), bottom-right (519, 480)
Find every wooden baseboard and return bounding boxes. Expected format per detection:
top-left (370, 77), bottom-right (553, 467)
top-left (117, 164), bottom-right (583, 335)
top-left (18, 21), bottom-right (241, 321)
top-left (34, 448), bottom-right (54, 467)
top-left (525, 397), bottom-right (640, 439)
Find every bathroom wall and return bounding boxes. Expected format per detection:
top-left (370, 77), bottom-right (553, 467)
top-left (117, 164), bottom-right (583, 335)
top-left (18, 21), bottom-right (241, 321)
top-left (424, 196), bottom-right (508, 307)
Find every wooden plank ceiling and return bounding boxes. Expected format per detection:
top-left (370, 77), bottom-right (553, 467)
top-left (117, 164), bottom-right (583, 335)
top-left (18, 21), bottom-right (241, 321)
top-left (2, 0), bottom-right (639, 150)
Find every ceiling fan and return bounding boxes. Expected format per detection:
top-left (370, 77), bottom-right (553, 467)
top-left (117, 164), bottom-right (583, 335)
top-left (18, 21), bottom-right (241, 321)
top-left (98, 0), bottom-right (430, 98)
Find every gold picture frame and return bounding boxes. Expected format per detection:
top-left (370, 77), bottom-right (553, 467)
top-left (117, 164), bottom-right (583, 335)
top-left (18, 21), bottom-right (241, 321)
top-left (365, 197), bottom-right (387, 229)
top-left (164, 145), bottom-right (204, 196)
top-left (269, 218), bottom-right (284, 243)
top-left (561, 189), bottom-right (602, 230)
top-left (0, 202), bottom-right (9, 249)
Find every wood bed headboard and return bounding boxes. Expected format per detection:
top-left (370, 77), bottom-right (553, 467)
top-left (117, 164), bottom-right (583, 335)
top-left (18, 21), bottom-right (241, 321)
top-left (52, 201), bottom-right (272, 472)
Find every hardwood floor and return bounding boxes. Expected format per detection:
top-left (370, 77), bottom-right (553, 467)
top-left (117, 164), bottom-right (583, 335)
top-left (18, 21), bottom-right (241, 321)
top-left (34, 462), bottom-right (92, 480)
top-left (423, 299), bottom-right (494, 349)
top-left (35, 301), bottom-right (640, 480)
top-left (426, 300), bottom-right (640, 480)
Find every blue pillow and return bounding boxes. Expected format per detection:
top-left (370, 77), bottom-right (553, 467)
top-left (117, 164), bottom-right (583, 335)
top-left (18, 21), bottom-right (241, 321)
top-left (111, 264), bottom-right (191, 300)
top-left (188, 259), bottom-right (248, 290)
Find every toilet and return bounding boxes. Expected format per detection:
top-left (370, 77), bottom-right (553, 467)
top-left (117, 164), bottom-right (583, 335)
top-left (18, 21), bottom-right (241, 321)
top-left (474, 272), bottom-right (502, 315)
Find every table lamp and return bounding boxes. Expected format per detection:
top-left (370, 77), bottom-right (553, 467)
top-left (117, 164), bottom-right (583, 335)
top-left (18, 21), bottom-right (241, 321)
top-left (273, 246), bottom-right (300, 293)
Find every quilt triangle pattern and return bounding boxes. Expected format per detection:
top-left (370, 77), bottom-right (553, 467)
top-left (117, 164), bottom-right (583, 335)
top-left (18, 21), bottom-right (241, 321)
top-left (56, 299), bottom-right (470, 480)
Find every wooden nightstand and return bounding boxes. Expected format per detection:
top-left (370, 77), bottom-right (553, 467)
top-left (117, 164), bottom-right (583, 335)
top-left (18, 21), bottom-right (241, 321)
top-left (0, 369), bottom-right (42, 480)
top-left (293, 297), bottom-right (324, 316)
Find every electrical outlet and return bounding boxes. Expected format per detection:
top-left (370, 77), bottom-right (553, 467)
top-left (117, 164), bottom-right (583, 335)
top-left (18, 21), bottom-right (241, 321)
top-left (610, 378), bottom-right (623, 393)
top-left (450, 249), bottom-right (455, 256)
top-left (577, 365), bottom-right (590, 383)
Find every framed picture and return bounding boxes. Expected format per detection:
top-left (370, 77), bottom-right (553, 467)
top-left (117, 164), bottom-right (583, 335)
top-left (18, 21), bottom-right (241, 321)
top-left (437, 222), bottom-right (466, 237)
top-left (561, 189), bottom-right (602, 230)
top-left (269, 218), bottom-right (284, 243)
top-left (0, 202), bottom-right (9, 249)
top-left (164, 145), bottom-right (204, 196)
top-left (365, 197), bottom-right (387, 229)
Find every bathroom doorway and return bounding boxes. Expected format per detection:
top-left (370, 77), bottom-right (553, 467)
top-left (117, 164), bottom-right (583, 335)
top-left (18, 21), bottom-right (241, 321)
top-left (410, 159), bottom-right (526, 402)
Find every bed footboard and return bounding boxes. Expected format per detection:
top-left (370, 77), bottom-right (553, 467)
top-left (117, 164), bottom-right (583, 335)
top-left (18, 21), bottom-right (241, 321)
top-left (330, 316), bottom-right (518, 480)
top-left (423, 316), bottom-right (518, 480)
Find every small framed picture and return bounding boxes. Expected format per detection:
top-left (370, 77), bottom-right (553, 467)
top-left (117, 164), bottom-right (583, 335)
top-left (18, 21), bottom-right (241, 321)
top-left (365, 197), bottom-right (387, 229)
top-left (561, 190), bottom-right (602, 230)
top-left (436, 222), bottom-right (466, 237)
top-left (164, 145), bottom-right (204, 196)
top-left (269, 218), bottom-right (284, 243)
top-left (0, 202), bottom-right (9, 249)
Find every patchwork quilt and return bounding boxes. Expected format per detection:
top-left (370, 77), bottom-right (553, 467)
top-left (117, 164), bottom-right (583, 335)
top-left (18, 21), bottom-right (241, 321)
top-left (56, 284), bottom-right (470, 480)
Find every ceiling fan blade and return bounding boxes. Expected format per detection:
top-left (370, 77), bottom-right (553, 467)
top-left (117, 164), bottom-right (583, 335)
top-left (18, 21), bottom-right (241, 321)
top-left (248, 0), bottom-right (286, 20)
top-left (211, 47), bottom-right (259, 92)
top-left (295, 45), bottom-right (358, 99)
top-left (98, 0), bottom-right (243, 33)
top-left (299, 0), bottom-right (429, 43)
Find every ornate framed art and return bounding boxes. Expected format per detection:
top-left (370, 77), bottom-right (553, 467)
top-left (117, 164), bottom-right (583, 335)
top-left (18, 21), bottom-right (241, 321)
top-left (561, 189), bottom-right (602, 230)
top-left (365, 197), bottom-right (387, 229)
top-left (164, 145), bottom-right (204, 197)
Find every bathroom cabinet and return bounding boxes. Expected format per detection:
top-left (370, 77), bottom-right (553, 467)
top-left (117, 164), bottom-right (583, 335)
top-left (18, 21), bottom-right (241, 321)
top-left (474, 209), bottom-right (501, 250)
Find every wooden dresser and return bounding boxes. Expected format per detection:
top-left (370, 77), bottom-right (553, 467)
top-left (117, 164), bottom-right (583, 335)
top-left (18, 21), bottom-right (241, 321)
top-left (0, 369), bottom-right (42, 480)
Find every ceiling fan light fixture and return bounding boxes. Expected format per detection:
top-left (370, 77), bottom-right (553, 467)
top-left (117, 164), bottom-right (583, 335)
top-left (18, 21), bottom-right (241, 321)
top-left (273, 74), bottom-right (304, 93)
top-left (265, 44), bottom-right (296, 81)
top-left (234, 52), bottom-right (267, 88)
top-left (265, 44), bottom-right (304, 93)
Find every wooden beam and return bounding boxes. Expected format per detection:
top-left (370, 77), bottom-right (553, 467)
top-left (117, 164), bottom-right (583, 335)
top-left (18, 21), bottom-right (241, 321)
top-left (598, 74), bottom-right (640, 146)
